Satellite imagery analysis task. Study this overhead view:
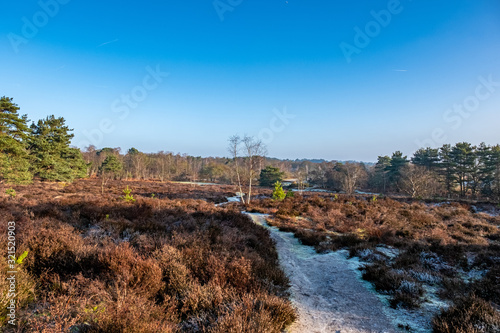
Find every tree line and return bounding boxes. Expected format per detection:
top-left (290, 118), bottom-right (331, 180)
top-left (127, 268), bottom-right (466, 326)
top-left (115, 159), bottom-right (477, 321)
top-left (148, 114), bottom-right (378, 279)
top-left (2, 96), bottom-right (499, 202)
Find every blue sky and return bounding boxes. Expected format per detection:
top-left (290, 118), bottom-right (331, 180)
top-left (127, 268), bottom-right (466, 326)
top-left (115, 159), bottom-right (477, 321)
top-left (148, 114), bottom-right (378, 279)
top-left (1, 0), bottom-right (499, 162)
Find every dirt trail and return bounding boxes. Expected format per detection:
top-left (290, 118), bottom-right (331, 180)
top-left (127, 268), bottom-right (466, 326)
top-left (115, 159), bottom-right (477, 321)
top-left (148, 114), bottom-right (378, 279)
top-left (246, 213), bottom-right (398, 333)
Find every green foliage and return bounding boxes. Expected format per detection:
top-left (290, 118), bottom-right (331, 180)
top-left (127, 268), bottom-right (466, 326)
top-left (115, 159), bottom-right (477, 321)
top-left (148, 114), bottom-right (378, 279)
top-left (5, 188), bottom-right (16, 199)
top-left (372, 195), bottom-right (378, 202)
top-left (16, 250), bottom-right (29, 265)
top-left (99, 155), bottom-right (123, 178)
top-left (272, 181), bottom-right (286, 201)
top-left (373, 155), bottom-right (391, 193)
top-left (127, 147), bottom-right (140, 155)
top-left (199, 163), bottom-right (227, 182)
top-left (260, 166), bottom-right (285, 187)
top-left (285, 190), bottom-right (294, 198)
top-left (121, 186), bottom-right (136, 203)
top-left (0, 96), bottom-right (32, 184)
top-left (29, 115), bottom-right (87, 182)
top-left (386, 151), bottom-right (409, 186)
top-left (412, 147), bottom-right (440, 171)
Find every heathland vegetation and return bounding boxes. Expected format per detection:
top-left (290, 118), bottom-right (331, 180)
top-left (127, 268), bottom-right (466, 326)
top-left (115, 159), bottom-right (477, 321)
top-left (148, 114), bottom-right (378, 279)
top-left (0, 180), bottom-right (295, 332)
top-left (1, 97), bottom-right (500, 332)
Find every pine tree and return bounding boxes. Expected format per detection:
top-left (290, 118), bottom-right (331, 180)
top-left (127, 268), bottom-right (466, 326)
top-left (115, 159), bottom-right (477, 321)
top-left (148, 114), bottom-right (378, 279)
top-left (100, 155), bottom-right (123, 175)
top-left (412, 148), bottom-right (440, 171)
top-left (29, 115), bottom-right (87, 182)
top-left (450, 142), bottom-right (476, 197)
top-left (0, 97), bottom-right (32, 184)
top-left (259, 166), bottom-right (285, 187)
top-left (478, 143), bottom-right (500, 200)
top-left (272, 181), bottom-right (286, 201)
top-left (385, 151), bottom-right (409, 190)
top-left (99, 155), bottom-right (123, 194)
top-left (438, 144), bottom-right (455, 197)
top-left (373, 156), bottom-right (391, 193)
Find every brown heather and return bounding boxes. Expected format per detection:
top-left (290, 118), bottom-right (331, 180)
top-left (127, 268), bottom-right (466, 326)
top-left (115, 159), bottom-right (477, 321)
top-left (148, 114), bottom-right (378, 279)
top-left (250, 194), bottom-right (500, 330)
top-left (0, 180), bottom-right (295, 332)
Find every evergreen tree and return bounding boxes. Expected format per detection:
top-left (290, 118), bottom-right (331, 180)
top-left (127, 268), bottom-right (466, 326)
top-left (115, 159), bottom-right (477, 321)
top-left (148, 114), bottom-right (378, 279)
top-left (29, 115), bottom-right (87, 182)
top-left (272, 181), bottom-right (286, 201)
top-left (478, 143), bottom-right (500, 200)
top-left (99, 155), bottom-right (123, 194)
top-left (412, 148), bottom-right (440, 171)
top-left (0, 97), bottom-right (32, 184)
top-left (385, 151), bottom-right (409, 190)
top-left (438, 144), bottom-right (455, 197)
top-left (450, 142), bottom-right (476, 197)
top-left (373, 156), bottom-right (391, 193)
top-left (259, 166), bottom-right (285, 187)
top-left (490, 145), bottom-right (500, 200)
top-left (100, 155), bottom-right (123, 176)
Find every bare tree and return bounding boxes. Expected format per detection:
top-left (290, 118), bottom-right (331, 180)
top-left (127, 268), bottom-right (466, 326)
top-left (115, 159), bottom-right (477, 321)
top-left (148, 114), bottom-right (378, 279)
top-left (399, 164), bottom-right (442, 198)
top-left (228, 135), bottom-right (245, 202)
top-left (228, 135), bottom-right (267, 204)
top-left (242, 135), bottom-right (267, 204)
top-left (330, 162), bottom-right (367, 195)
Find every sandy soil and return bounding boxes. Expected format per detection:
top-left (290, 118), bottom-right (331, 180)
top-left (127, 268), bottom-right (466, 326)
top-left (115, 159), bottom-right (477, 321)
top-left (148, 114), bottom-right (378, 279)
top-left (246, 213), bottom-right (398, 333)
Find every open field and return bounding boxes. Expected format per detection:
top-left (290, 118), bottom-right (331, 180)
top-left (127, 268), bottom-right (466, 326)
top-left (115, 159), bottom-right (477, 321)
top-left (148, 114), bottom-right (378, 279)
top-left (0, 180), bottom-right (294, 332)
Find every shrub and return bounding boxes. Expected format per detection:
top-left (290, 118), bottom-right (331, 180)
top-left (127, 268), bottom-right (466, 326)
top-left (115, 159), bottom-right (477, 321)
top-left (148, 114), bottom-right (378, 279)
top-left (5, 188), bottom-right (16, 199)
top-left (272, 181), bottom-right (286, 201)
top-left (432, 295), bottom-right (500, 333)
top-left (121, 186), bottom-right (136, 203)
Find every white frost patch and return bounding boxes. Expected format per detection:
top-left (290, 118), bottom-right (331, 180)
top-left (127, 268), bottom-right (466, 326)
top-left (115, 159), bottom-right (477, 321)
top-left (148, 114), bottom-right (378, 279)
top-left (216, 195), bottom-right (242, 207)
top-left (425, 202), bottom-right (451, 208)
top-left (420, 252), bottom-right (452, 271)
top-left (375, 245), bottom-right (400, 260)
top-left (458, 268), bottom-right (487, 283)
top-left (408, 270), bottom-right (442, 285)
top-left (355, 190), bottom-right (381, 196)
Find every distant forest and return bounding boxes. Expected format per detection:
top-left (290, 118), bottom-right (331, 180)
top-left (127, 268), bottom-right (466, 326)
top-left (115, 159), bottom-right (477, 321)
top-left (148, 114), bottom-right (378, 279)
top-left (1, 96), bottom-right (499, 202)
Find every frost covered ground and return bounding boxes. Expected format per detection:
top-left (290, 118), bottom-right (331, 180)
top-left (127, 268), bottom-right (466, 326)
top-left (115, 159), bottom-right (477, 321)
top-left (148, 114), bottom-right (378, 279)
top-left (246, 213), bottom-right (400, 333)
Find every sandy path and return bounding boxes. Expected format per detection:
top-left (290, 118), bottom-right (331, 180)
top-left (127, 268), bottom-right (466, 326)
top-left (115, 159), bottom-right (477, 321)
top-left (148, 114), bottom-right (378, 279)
top-left (246, 213), bottom-right (397, 333)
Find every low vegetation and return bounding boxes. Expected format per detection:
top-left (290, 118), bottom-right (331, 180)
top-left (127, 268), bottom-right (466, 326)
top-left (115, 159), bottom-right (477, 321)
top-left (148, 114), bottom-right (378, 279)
top-left (250, 194), bottom-right (500, 331)
top-left (0, 180), bottom-right (295, 332)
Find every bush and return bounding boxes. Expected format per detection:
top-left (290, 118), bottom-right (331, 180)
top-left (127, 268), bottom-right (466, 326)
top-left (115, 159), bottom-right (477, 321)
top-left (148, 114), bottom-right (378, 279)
top-left (5, 188), bottom-right (16, 199)
top-left (272, 181), bottom-right (286, 201)
top-left (432, 296), bottom-right (500, 333)
top-left (121, 186), bottom-right (136, 203)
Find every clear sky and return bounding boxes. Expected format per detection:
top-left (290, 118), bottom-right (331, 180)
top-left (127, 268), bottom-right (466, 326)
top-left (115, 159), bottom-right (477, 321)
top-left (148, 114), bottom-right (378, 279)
top-left (1, 0), bottom-right (499, 162)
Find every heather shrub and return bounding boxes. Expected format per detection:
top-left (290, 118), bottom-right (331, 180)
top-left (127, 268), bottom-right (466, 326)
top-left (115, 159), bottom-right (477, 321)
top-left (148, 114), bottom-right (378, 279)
top-left (0, 180), bottom-right (294, 332)
top-left (432, 296), bottom-right (500, 333)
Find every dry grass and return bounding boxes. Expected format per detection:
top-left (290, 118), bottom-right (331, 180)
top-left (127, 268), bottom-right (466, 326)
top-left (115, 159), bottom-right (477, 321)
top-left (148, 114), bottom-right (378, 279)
top-left (251, 194), bottom-right (500, 326)
top-left (0, 180), bottom-right (295, 332)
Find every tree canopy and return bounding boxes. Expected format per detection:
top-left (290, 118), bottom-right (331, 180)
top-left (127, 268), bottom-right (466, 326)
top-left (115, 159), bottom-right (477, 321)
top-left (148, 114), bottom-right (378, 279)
top-left (0, 97), bottom-right (86, 184)
top-left (259, 166), bottom-right (285, 187)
